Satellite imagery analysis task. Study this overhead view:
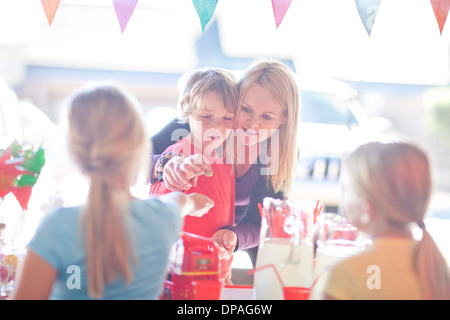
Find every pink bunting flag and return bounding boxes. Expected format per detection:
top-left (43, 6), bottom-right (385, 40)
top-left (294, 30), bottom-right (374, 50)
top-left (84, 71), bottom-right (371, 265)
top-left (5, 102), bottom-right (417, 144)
top-left (112, 0), bottom-right (139, 33)
top-left (41, 0), bottom-right (61, 26)
top-left (271, 0), bottom-right (293, 29)
top-left (430, 0), bottom-right (450, 35)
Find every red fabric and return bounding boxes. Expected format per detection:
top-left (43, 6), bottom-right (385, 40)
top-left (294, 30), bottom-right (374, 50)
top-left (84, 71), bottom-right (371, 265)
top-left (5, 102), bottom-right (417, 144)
top-left (149, 139), bottom-right (235, 239)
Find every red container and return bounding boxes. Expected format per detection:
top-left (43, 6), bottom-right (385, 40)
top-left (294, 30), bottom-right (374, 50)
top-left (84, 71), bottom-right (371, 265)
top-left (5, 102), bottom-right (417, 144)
top-left (160, 232), bottom-right (221, 300)
top-left (283, 287), bottom-right (310, 300)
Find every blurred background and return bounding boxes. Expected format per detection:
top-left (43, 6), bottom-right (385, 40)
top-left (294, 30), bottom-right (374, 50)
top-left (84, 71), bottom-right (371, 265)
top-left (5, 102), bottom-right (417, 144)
top-left (1, 0), bottom-right (450, 268)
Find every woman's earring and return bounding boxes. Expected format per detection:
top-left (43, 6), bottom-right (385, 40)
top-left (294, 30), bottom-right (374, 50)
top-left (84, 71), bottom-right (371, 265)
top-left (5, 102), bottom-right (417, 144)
top-left (360, 212), bottom-right (371, 225)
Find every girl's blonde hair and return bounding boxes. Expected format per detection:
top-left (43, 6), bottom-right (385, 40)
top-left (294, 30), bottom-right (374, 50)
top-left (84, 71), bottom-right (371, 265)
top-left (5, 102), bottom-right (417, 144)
top-left (178, 68), bottom-right (238, 120)
top-left (237, 59), bottom-right (300, 196)
top-left (342, 141), bottom-right (450, 299)
top-left (66, 83), bottom-right (149, 298)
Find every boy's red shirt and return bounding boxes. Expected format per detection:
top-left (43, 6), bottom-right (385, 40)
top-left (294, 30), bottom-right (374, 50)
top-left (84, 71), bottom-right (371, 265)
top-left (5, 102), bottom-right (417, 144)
top-left (149, 138), bottom-right (235, 239)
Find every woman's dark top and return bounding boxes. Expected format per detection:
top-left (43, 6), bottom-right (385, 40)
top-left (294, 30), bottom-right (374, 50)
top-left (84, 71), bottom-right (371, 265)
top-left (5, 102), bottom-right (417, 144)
top-left (150, 118), bottom-right (285, 258)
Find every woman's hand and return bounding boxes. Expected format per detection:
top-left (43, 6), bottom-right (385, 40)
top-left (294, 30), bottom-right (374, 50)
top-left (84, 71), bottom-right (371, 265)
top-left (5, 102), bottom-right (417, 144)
top-left (163, 153), bottom-right (213, 191)
top-left (212, 229), bottom-right (237, 285)
top-left (211, 229), bottom-right (237, 261)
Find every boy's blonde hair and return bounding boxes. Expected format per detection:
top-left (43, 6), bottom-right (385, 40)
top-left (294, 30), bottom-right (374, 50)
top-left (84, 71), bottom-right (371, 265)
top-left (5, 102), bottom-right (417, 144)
top-left (237, 59), bottom-right (300, 196)
top-left (66, 83), bottom-right (149, 298)
top-left (178, 68), bottom-right (238, 120)
top-left (342, 141), bottom-right (450, 299)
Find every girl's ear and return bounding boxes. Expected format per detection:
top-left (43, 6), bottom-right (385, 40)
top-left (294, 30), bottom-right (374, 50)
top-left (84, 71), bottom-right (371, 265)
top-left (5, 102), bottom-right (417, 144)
top-left (360, 199), bottom-right (375, 224)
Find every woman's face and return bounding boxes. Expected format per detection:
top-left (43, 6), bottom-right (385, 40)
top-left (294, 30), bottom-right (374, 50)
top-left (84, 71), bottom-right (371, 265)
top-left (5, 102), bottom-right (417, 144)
top-left (235, 84), bottom-right (287, 147)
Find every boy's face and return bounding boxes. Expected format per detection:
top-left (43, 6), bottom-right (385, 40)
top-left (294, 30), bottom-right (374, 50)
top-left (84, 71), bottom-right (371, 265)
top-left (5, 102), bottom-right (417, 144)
top-left (188, 90), bottom-right (235, 151)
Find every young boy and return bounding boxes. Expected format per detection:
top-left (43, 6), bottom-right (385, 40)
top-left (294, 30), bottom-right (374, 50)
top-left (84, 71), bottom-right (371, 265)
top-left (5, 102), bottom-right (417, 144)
top-left (149, 68), bottom-right (238, 279)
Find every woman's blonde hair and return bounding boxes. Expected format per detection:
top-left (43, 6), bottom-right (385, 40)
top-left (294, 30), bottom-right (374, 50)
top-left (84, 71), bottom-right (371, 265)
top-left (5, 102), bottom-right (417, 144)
top-left (237, 59), bottom-right (300, 196)
top-left (178, 68), bottom-right (238, 120)
top-left (66, 83), bottom-right (149, 298)
top-left (342, 141), bottom-right (450, 299)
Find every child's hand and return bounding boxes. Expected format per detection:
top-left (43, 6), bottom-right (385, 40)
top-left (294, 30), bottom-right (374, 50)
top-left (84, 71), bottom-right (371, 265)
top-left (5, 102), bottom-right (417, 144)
top-left (163, 153), bottom-right (213, 191)
top-left (185, 193), bottom-right (214, 217)
top-left (162, 155), bottom-right (187, 191)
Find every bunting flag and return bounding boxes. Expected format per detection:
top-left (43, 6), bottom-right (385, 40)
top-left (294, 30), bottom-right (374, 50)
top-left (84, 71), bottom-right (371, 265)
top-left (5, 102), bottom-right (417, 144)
top-left (41, 0), bottom-right (61, 26)
top-left (192, 0), bottom-right (218, 33)
top-left (112, 0), bottom-right (139, 33)
top-left (271, 0), bottom-right (293, 29)
top-left (430, 0), bottom-right (450, 35)
top-left (354, 0), bottom-right (381, 36)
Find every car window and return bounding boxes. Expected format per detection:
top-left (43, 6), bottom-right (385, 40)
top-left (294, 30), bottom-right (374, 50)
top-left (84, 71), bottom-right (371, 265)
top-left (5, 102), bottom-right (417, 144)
top-left (299, 90), bottom-right (359, 127)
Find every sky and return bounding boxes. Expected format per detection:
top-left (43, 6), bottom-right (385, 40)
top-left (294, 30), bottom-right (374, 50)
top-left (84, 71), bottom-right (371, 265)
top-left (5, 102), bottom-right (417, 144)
top-left (0, 0), bottom-right (449, 85)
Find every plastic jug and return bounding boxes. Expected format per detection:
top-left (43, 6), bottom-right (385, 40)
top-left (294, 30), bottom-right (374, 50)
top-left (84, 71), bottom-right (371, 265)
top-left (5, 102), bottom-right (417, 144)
top-left (253, 198), bottom-right (315, 300)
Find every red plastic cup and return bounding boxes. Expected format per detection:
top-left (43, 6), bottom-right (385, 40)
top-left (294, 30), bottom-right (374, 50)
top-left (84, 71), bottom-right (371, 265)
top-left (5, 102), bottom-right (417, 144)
top-left (192, 280), bottom-right (222, 300)
top-left (283, 287), bottom-right (310, 300)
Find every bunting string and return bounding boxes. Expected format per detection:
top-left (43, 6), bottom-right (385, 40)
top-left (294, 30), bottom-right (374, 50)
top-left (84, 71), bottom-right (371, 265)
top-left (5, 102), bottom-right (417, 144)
top-left (38, 0), bottom-right (448, 36)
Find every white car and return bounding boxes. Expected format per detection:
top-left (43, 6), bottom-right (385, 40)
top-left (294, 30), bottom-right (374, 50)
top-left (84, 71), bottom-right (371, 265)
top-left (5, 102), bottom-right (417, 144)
top-left (292, 74), bottom-right (391, 212)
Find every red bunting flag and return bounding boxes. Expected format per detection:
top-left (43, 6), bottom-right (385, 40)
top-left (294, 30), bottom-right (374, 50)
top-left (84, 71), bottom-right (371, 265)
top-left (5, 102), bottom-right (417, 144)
top-left (41, 0), bottom-right (61, 26)
top-left (271, 0), bottom-right (293, 29)
top-left (112, 0), bottom-right (139, 33)
top-left (430, 0), bottom-right (450, 35)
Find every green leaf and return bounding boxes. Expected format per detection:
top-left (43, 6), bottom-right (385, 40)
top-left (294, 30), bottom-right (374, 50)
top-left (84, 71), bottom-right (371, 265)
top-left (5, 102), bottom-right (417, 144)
top-left (9, 140), bottom-right (22, 157)
top-left (22, 147), bottom-right (45, 173)
top-left (16, 174), bottom-right (38, 187)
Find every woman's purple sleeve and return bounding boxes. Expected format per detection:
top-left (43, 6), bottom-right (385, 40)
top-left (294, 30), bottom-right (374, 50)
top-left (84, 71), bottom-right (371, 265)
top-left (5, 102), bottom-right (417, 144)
top-left (222, 172), bottom-right (285, 251)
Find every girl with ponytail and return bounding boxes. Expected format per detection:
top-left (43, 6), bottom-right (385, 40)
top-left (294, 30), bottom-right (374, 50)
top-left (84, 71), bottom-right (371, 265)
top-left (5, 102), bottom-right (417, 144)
top-left (12, 83), bottom-right (213, 299)
top-left (311, 141), bottom-right (450, 300)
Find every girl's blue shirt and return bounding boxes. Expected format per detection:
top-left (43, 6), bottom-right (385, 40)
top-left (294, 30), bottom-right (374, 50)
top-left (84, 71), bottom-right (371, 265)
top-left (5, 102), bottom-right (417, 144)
top-left (28, 198), bottom-right (181, 300)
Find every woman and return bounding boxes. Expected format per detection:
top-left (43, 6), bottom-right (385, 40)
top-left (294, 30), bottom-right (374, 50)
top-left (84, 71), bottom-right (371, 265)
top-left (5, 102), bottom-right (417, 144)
top-left (150, 59), bottom-right (300, 266)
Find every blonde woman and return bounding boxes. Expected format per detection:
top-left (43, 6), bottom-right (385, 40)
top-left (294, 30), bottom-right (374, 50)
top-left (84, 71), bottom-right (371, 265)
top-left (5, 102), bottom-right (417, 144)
top-left (311, 141), bottom-right (450, 300)
top-left (150, 59), bottom-right (300, 266)
top-left (12, 83), bottom-right (213, 300)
